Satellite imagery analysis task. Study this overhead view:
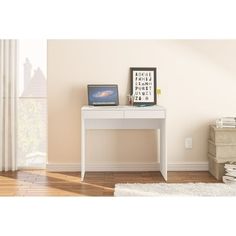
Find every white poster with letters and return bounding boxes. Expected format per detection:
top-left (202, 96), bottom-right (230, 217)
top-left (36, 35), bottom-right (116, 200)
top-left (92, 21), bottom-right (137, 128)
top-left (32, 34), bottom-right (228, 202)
top-left (132, 70), bottom-right (154, 103)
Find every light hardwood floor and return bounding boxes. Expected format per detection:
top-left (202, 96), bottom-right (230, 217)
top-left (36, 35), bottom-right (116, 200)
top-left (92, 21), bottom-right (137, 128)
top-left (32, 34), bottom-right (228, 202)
top-left (0, 170), bottom-right (220, 196)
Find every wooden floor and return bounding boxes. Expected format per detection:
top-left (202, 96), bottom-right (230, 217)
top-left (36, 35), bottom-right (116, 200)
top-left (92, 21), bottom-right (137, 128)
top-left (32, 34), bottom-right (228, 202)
top-left (0, 170), bottom-right (220, 196)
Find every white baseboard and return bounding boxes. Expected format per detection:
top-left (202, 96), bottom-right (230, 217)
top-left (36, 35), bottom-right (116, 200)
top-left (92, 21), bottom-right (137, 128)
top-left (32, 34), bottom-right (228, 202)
top-left (46, 163), bottom-right (81, 172)
top-left (46, 162), bottom-right (209, 172)
top-left (168, 162), bottom-right (208, 171)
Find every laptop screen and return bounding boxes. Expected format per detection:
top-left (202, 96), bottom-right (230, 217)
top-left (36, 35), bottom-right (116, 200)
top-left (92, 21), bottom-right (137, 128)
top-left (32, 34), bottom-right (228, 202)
top-left (87, 84), bottom-right (119, 106)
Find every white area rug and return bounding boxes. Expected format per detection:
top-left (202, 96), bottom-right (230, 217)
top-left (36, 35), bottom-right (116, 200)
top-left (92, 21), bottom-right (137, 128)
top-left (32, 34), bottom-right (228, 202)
top-left (114, 183), bottom-right (236, 196)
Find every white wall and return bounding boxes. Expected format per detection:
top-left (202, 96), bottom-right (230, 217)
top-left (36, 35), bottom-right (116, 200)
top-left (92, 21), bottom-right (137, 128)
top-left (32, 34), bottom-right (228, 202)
top-left (48, 40), bottom-right (236, 168)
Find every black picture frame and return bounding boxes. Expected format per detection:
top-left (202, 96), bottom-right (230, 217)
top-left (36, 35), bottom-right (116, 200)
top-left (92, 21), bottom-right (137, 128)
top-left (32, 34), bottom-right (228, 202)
top-left (130, 67), bottom-right (157, 106)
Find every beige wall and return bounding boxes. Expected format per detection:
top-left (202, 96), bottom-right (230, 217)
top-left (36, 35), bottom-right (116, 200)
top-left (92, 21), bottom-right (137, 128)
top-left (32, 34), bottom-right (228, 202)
top-left (48, 40), bottom-right (236, 166)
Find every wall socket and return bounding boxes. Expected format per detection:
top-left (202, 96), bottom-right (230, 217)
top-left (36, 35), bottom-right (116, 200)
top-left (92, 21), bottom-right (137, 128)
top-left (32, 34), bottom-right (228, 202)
top-left (185, 137), bottom-right (192, 149)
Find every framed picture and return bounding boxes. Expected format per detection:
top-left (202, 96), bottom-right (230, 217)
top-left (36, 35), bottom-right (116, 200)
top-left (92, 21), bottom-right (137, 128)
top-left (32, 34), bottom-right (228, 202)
top-left (130, 67), bottom-right (157, 106)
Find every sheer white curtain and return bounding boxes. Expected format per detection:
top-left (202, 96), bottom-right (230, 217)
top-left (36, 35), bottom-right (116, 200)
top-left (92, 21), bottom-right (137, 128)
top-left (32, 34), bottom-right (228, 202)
top-left (0, 40), bottom-right (18, 171)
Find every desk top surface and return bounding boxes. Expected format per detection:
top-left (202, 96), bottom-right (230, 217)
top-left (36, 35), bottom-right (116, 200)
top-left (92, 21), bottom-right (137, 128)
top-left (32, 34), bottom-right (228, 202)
top-left (82, 105), bottom-right (165, 111)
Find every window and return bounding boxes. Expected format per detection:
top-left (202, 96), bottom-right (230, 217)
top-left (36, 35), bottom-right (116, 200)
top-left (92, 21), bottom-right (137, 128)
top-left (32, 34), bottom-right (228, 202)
top-left (17, 40), bottom-right (47, 168)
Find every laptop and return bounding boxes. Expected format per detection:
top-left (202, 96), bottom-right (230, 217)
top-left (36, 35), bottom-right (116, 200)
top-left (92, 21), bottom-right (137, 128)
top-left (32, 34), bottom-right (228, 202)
top-left (87, 84), bottom-right (119, 106)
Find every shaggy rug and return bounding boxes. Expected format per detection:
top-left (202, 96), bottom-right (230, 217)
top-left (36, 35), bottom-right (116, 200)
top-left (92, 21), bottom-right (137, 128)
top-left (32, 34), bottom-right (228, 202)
top-left (114, 183), bottom-right (236, 196)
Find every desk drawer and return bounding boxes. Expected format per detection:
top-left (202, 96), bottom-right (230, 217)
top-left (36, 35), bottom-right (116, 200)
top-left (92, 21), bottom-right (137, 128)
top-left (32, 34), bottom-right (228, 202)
top-left (124, 110), bottom-right (165, 119)
top-left (83, 111), bottom-right (124, 119)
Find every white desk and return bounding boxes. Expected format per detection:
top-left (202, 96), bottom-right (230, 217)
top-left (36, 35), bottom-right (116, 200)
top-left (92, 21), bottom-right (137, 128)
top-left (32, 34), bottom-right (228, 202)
top-left (81, 105), bottom-right (167, 181)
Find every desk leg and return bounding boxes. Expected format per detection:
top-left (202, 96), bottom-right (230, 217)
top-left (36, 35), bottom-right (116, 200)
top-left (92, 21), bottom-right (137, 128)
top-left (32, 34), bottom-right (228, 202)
top-left (160, 119), bottom-right (167, 181)
top-left (156, 129), bottom-right (160, 163)
top-left (81, 118), bottom-right (85, 181)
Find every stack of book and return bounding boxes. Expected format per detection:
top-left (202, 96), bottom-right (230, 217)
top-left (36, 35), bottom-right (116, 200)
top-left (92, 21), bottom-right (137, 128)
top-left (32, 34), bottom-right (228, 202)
top-left (223, 163), bottom-right (236, 184)
top-left (216, 117), bottom-right (236, 128)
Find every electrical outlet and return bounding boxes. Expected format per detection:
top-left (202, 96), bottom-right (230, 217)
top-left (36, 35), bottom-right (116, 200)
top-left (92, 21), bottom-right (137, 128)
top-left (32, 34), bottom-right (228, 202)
top-left (185, 137), bottom-right (192, 149)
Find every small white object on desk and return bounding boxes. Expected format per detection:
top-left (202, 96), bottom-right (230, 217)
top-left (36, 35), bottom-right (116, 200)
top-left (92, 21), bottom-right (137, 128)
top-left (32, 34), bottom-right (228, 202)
top-left (81, 105), bottom-right (167, 181)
